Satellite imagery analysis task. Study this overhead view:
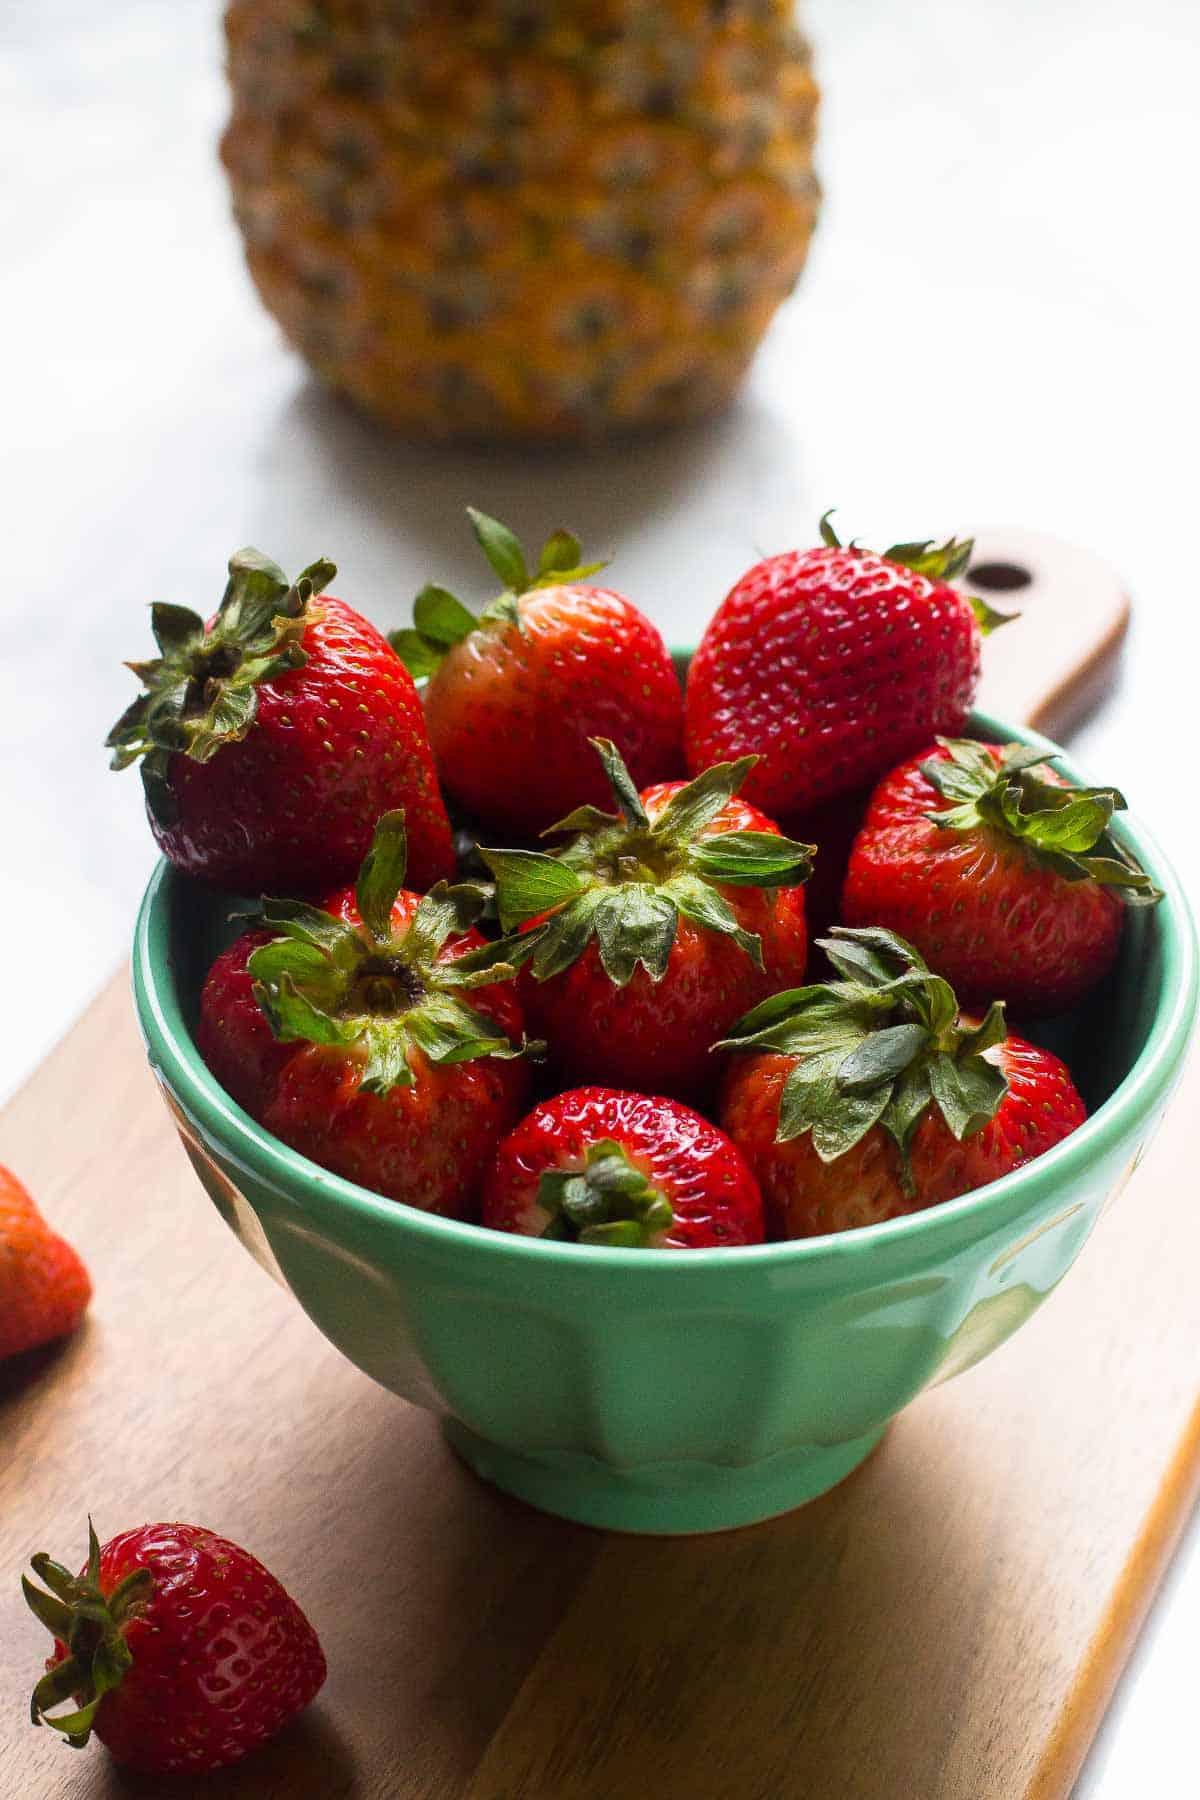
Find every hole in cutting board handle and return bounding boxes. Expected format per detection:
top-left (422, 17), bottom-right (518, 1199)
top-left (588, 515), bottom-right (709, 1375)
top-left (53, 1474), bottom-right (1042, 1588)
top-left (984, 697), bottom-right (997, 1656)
top-left (967, 561), bottom-right (1033, 592)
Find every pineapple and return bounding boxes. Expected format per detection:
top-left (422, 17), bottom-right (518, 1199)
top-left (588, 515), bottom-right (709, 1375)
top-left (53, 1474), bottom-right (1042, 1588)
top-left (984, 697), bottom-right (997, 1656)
top-left (221, 0), bottom-right (820, 441)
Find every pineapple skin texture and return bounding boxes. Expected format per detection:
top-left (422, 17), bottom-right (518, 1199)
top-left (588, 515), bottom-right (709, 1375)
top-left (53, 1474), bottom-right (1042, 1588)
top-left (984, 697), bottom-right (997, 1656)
top-left (221, 0), bottom-right (820, 442)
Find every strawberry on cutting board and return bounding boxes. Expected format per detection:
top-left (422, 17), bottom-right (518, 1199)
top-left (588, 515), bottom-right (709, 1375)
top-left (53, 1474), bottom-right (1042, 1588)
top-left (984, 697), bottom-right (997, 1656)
top-left (479, 738), bottom-right (813, 1098)
top-left (199, 810), bottom-right (538, 1217)
top-left (108, 547), bottom-right (454, 892)
top-left (482, 1087), bottom-right (765, 1249)
top-left (718, 926), bottom-right (1086, 1238)
top-left (23, 1519), bottom-right (325, 1775)
top-left (0, 1166), bottom-right (91, 1361)
top-left (684, 514), bottom-right (1010, 818)
top-left (841, 737), bottom-right (1162, 1014)
top-left (390, 508), bottom-right (683, 837)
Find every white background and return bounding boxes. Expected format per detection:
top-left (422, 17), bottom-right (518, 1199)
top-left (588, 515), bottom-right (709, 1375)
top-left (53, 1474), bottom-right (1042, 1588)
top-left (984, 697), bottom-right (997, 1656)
top-left (2, 2), bottom-right (1196, 1791)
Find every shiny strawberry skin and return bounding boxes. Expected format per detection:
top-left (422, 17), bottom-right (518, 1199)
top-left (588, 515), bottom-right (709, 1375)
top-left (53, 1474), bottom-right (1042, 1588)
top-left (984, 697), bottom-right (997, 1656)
top-left (51, 1524), bottom-right (325, 1775)
top-left (518, 784), bottom-right (808, 1099)
top-left (157, 597), bottom-right (454, 892)
top-left (201, 890), bottom-right (530, 1217)
top-left (0, 1166), bottom-right (91, 1360)
top-left (482, 1087), bottom-right (765, 1248)
top-left (685, 546), bottom-right (981, 816)
top-left (841, 744), bottom-right (1125, 1014)
top-left (264, 1042), bottom-right (528, 1220)
top-left (424, 585), bottom-right (684, 836)
top-left (720, 1034), bottom-right (1086, 1239)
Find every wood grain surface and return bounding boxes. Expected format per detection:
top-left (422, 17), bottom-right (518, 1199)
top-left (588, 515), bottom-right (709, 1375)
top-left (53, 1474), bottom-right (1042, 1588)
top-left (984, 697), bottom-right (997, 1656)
top-left (1, 532), bottom-right (1195, 1800)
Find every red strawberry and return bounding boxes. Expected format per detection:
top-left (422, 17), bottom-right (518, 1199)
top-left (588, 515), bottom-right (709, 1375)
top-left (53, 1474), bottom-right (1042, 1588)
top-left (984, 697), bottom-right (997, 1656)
top-left (480, 739), bottom-right (812, 1099)
top-left (718, 926), bottom-right (1086, 1238)
top-left (685, 515), bottom-right (1009, 818)
top-left (841, 737), bottom-right (1161, 1015)
top-left (108, 548), bottom-right (454, 892)
top-left (200, 811), bottom-right (538, 1216)
top-left (390, 508), bottom-right (683, 836)
top-left (482, 1087), bottom-right (765, 1249)
top-left (24, 1519), bottom-right (324, 1775)
top-left (0, 1167), bottom-right (91, 1360)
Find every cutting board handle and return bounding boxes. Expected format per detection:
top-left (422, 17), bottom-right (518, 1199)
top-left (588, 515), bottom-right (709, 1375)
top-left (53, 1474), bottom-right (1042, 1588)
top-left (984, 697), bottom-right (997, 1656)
top-left (963, 527), bottom-right (1129, 735)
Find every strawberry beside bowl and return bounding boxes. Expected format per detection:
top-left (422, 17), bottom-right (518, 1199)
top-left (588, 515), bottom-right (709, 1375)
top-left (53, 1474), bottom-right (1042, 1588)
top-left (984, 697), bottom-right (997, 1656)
top-left (132, 701), bottom-right (1198, 1536)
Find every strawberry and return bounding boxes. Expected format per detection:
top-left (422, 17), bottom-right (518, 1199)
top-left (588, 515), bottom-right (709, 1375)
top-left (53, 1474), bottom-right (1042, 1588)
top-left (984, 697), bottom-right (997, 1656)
top-left (841, 737), bottom-right (1162, 1014)
top-left (23, 1519), bottom-right (324, 1775)
top-left (718, 926), bottom-right (1086, 1238)
top-left (200, 811), bottom-right (538, 1216)
top-left (482, 1087), bottom-right (765, 1249)
top-left (108, 547), bottom-right (454, 892)
top-left (684, 514), bottom-right (1010, 818)
top-left (0, 1167), bottom-right (91, 1361)
top-left (478, 738), bottom-right (812, 1098)
top-left (390, 508), bottom-right (683, 837)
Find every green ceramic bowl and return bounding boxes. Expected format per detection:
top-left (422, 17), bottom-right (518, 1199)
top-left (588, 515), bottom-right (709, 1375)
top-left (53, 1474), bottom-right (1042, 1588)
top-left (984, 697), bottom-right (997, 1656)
top-left (132, 703), bottom-right (1197, 1534)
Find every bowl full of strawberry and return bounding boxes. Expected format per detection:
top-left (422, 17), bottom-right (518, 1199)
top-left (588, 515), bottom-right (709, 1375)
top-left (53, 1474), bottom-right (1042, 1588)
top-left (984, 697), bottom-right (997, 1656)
top-left (121, 513), bottom-right (1197, 1533)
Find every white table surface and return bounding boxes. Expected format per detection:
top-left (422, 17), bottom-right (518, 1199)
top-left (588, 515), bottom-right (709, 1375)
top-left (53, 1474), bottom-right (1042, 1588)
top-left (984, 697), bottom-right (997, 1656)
top-left (3, 1), bottom-right (1197, 1792)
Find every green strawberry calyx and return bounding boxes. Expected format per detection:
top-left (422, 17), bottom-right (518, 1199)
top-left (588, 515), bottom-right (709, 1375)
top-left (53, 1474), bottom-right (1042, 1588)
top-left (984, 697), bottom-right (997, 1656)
top-left (536, 1140), bottom-right (675, 1247)
top-left (922, 737), bottom-right (1163, 904)
top-left (467, 739), bottom-right (814, 990)
top-left (717, 926), bottom-right (1009, 1190)
top-left (819, 509), bottom-right (1012, 635)
top-left (24, 1518), bottom-right (153, 1748)
top-left (389, 506), bottom-right (609, 679)
top-left (106, 547), bottom-right (336, 827)
top-left (247, 810), bottom-right (542, 1096)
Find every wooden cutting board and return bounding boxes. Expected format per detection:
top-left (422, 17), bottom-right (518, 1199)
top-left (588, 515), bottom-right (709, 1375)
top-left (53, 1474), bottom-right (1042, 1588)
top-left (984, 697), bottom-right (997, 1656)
top-left (1, 531), bottom-right (1196, 1800)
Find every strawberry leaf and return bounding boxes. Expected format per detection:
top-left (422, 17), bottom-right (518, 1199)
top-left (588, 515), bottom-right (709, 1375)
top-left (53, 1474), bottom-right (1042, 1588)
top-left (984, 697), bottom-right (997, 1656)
top-left (819, 926), bottom-right (929, 988)
top-left (684, 828), bottom-right (814, 888)
top-left (358, 1025), bottom-right (414, 1095)
top-left (928, 1052), bottom-right (1007, 1141)
top-left (923, 737), bottom-right (1163, 904)
top-left (355, 810), bottom-right (408, 943)
top-left (389, 584), bottom-right (481, 679)
top-left (256, 899), bottom-right (361, 964)
top-left (20, 1577), bottom-right (72, 1641)
top-left (389, 628), bottom-right (444, 680)
top-left (467, 507), bottom-right (529, 593)
top-left (25, 1523), bottom-right (157, 1749)
top-left (403, 881), bottom-right (490, 964)
top-left (524, 889), bottom-right (607, 980)
top-left (480, 849), bottom-right (585, 933)
top-left (257, 974), bottom-right (355, 1047)
top-left (150, 602), bottom-right (205, 658)
top-left (592, 885), bottom-right (678, 985)
top-left (650, 756), bottom-right (756, 842)
top-left (107, 546), bottom-right (325, 782)
top-left (837, 1022), bottom-right (929, 1091)
top-left (666, 873), bottom-right (763, 969)
top-left (542, 803), bottom-right (622, 837)
top-left (413, 583), bottom-right (478, 648)
top-left (589, 737), bottom-right (649, 828)
top-left (244, 821), bottom-right (533, 1094)
top-left (538, 529), bottom-right (584, 577)
top-left (721, 927), bottom-right (1011, 1162)
top-left (476, 739), bottom-right (808, 994)
top-left (536, 1140), bottom-right (674, 1246)
top-left (405, 995), bottom-right (516, 1066)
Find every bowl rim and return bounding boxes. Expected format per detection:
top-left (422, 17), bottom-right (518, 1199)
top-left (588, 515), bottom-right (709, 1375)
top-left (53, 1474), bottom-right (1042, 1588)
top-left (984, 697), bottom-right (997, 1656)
top-left (133, 704), bottom-right (1198, 1276)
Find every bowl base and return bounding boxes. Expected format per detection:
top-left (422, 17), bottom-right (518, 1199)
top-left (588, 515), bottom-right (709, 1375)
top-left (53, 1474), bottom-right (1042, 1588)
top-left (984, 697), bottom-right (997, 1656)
top-left (442, 1419), bottom-right (887, 1535)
